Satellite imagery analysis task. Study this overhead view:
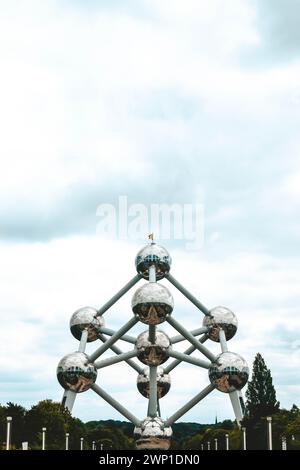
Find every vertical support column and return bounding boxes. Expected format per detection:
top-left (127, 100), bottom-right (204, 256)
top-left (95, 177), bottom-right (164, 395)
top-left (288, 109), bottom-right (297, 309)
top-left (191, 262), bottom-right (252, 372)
top-left (242, 427), bottom-right (247, 450)
top-left (267, 416), bottom-right (273, 450)
top-left (42, 427), bottom-right (46, 450)
top-left (147, 366), bottom-right (158, 417)
top-left (79, 328), bottom-right (88, 353)
top-left (6, 417), bottom-right (12, 450)
top-left (65, 433), bottom-right (69, 450)
top-left (219, 329), bottom-right (228, 352)
top-left (225, 433), bottom-right (229, 450)
top-left (229, 391), bottom-right (243, 425)
top-left (80, 437), bottom-right (84, 450)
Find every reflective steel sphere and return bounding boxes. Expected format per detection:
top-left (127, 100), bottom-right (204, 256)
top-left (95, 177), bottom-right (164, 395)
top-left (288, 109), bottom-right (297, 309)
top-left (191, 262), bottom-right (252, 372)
top-left (203, 306), bottom-right (238, 342)
top-left (136, 330), bottom-right (170, 366)
top-left (208, 352), bottom-right (249, 393)
top-left (70, 307), bottom-right (104, 342)
top-left (135, 243), bottom-right (171, 280)
top-left (134, 417), bottom-right (172, 450)
top-left (137, 367), bottom-right (171, 399)
top-left (57, 352), bottom-right (97, 393)
top-left (132, 283), bottom-right (173, 325)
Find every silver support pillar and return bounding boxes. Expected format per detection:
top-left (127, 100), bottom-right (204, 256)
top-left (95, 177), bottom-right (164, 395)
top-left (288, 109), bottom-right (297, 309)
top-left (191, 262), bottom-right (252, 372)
top-left (165, 383), bottom-right (215, 426)
top-left (149, 265), bottom-right (156, 283)
top-left (147, 366), bottom-right (158, 417)
top-left (267, 416), bottom-right (273, 450)
top-left (89, 316), bottom-right (139, 362)
top-left (168, 349), bottom-right (211, 369)
top-left (219, 329), bottom-right (228, 352)
top-left (164, 334), bottom-right (208, 374)
top-left (98, 333), bottom-right (143, 374)
top-left (148, 325), bottom-right (156, 343)
top-left (95, 349), bottom-right (137, 369)
top-left (61, 389), bottom-right (77, 412)
top-left (96, 274), bottom-right (142, 316)
top-left (91, 383), bottom-right (141, 426)
top-left (42, 427), bottom-right (46, 450)
top-left (242, 427), bottom-right (247, 450)
top-left (6, 416), bottom-right (12, 450)
top-left (225, 433), bottom-right (229, 450)
top-left (165, 273), bottom-right (211, 316)
top-left (167, 316), bottom-right (216, 362)
top-left (229, 391), bottom-right (243, 425)
top-left (79, 328), bottom-right (88, 353)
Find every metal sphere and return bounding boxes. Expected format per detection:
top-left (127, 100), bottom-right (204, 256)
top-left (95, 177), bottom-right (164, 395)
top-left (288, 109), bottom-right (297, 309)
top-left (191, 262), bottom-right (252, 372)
top-left (134, 417), bottom-right (172, 450)
top-left (57, 352), bottom-right (97, 393)
top-left (136, 330), bottom-right (170, 366)
top-left (203, 306), bottom-right (238, 342)
top-left (70, 306), bottom-right (104, 342)
top-left (208, 352), bottom-right (249, 393)
top-left (132, 283), bottom-right (173, 325)
top-left (135, 243), bottom-right (171, 280)
top-left (137, 367), bottom-right (171, 399)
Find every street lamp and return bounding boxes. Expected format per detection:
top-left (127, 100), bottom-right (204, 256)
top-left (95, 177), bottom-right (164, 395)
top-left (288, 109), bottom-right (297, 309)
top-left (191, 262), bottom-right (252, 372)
top-left (6, 417), bottom-right (12, 451)
top-left (207, 441), bottom-right (210, 450)
top-left (92, 440), bottom-right (96, 450)
top-left (242, 427), bottom-right (247, 450)
top-left (225, 434), bottom-right (229, 450)
top-left (65, 432), bottom-right (69, 451)
top-left (214, 438), bottom-right (218, 450)
top-left (267, 417), bottom-right (272, 450)
top-left (42, 427), bottom-right (46, 450)
top-left (80, 437), bottom-right (84, 450)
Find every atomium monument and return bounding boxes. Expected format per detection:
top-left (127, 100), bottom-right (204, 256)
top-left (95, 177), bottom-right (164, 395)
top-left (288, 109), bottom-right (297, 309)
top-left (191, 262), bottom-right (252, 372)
top-left (57, 240), bottom-right (249, 450)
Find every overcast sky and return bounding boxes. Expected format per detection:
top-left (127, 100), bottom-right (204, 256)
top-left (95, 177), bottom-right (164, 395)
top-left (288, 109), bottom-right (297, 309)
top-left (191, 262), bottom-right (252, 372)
top-left (1, 0), bottom-right (300, 427)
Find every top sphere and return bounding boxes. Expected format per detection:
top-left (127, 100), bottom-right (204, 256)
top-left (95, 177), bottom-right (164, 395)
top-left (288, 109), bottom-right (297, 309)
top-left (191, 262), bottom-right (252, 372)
top-left (70, 307), bottom-right (104, 342)
top-left (135, 243), bottom-right (171, 280)
top-left (203, 306), bottom-right (238, 342)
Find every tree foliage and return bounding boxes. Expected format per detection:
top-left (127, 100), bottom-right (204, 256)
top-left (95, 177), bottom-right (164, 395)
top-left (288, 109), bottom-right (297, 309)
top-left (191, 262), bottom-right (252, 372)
top-left (245, 352), bottom-right (280, 419)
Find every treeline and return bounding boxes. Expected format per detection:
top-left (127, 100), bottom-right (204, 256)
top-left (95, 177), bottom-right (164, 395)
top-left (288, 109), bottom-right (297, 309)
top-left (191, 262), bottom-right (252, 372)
top-left (0, 400), bottom-right (299, 450)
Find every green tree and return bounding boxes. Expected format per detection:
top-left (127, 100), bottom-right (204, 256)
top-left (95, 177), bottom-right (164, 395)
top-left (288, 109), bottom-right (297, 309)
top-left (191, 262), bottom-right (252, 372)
top-left (245, 353), bottom-right (279, 419)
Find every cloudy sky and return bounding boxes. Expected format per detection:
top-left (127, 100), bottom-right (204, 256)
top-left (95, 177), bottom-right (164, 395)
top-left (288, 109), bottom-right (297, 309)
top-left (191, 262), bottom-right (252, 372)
top-left (1, 0), bottom-right (300, 427)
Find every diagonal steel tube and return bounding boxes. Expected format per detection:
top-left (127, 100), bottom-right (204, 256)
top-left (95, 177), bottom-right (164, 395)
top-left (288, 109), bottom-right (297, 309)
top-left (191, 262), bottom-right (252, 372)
top-left (89, 316), bottom-right (139, 362)
top-left (164, 334), bottom-right (208, 374)
top-left (168, 349), bottom-right (211, 369)
top-left (91, 383), bottom-right (141, 426)
top-left (96, 274), bottom-right (142, 316)
top-left (98, 334), bottom-right (143, 374)
top-left (95, 349), bottom-right (138, 369)
top-left (165, 384), bottom-right (216, 426)
top-left (170, 327), bottom-right (209, 344)
top-left (165, 273), bottom-right (211, 316)
top-left (99, 327), bottom-right (136, 344)
top-left (167, 316), bottom-right (216, 362)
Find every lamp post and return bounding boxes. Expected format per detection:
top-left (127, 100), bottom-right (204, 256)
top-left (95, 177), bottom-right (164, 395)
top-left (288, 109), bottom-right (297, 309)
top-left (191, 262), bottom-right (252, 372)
top-left (267, 417), bottom-right (272, 450)
top-left (225, 434), bottom-right (229, 450)
top-left (6, 417), bottom-right (12, 451)
top-left (42, 427), bottom-right (46, 450)
top-left (281, 436), bottom-right (287, 450)
top-left (92, 440), bottom-right (96, 450)
top-left (201, 444), bottom-right (204, 450)
top-left (65, 432), bottom-right (69, 450)
top-left (242, 427), bottom-right (247, 450)
top-left (80, 437), bottom-right (84, 450)
top-left (214, 438), bottom-right (218, 450)
top-left (207, 441), bottom-right (210, 450)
